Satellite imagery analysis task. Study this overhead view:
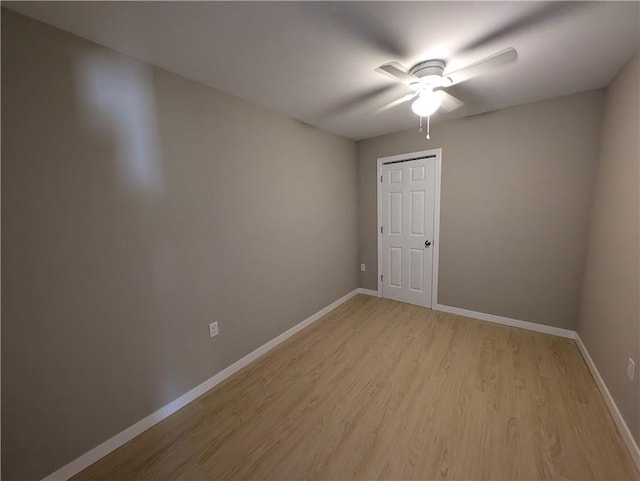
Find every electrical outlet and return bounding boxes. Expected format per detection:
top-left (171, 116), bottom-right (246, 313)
top-left (627, 358), bottom-right (635, 381)
top-left (360, 264), bottom-right (366, 272)
top-left (209, 321), bottom-right (219, 338)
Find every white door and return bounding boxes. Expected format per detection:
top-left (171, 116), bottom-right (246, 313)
top-left (380, 157), bottom-right (436, 307)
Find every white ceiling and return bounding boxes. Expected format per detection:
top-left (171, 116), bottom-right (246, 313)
top-left (4, 1), bottom-right (640, 140)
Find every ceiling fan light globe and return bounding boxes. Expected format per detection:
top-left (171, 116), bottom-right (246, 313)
top-left (411, 94), bottom-right (441, 117)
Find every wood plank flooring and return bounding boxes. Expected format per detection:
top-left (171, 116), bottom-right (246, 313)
top-left (73, 295), bottom-right (639, 480)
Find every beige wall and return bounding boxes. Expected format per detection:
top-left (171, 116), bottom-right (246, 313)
top-left (1, 10), bottom-right (358, 480)
top-left (358, 91), bottom-right (604, 329)
top-left (578, 52), bottom-right (639, 443)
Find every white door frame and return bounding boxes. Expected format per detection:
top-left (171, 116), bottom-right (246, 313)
top-left (377, 148), bottom-right (442, 306)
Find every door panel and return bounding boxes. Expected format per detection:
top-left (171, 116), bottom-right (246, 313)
top-left (410, 165), bottom-right (426, 182)
top-left (389, 247), bottom-right (402, 287)
top-left (381, 157), bottom-right (435, 307)
top-left (409, 248), bottom-right (424, 291)
top-left (410, 191), bottom-right (425, 235)
top-left (389, 192), bottom-right (403, 234)
top-left (389, 167), bottom-right (403, 184)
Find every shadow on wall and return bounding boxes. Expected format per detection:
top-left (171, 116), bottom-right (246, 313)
top-left (1, 16), bottom-right (186, 479)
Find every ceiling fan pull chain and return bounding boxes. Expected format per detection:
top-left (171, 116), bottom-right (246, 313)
top-left (418, 115), bottom-right (423, 133)
top-left (426, 115), bottom-right (431, 140)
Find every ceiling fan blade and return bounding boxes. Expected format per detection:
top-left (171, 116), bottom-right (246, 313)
top-left (375, 62), bottom-right (418, 84)
top-left (436, 90), bottom-right (464, 112)
top-left (445, 47), bottom-right (518, 85)
top-left (294, 3), bottom-right (408, 58)
top-left (458, 3), bottom-right (591, 54)
top-left (374, 92), bottom-right (418, 113)
top-left (309, 84), bottom-right (396, 121)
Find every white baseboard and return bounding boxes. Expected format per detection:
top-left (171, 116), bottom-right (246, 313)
top-left (433, 303), bottom-right (576, 339)
top-left (575, 334), bottom-right (640, 471)
top-left (356, 288), bottom-right (379, 297)
top-left (43, 288), bottom-right (361, 481)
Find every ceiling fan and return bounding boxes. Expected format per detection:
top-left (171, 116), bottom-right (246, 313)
top-left (375, 47), bottom-right (518, 118)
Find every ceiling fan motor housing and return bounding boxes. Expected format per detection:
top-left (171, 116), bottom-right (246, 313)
top-left (409, 59), bottom-right (448, 88)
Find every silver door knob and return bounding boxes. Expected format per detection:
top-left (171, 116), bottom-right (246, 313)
top-left (425, 240), bottom-right (431, 247)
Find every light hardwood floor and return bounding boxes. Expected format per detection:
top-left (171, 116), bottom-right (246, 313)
top-left (74, 295), bottom-right (639, 480)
